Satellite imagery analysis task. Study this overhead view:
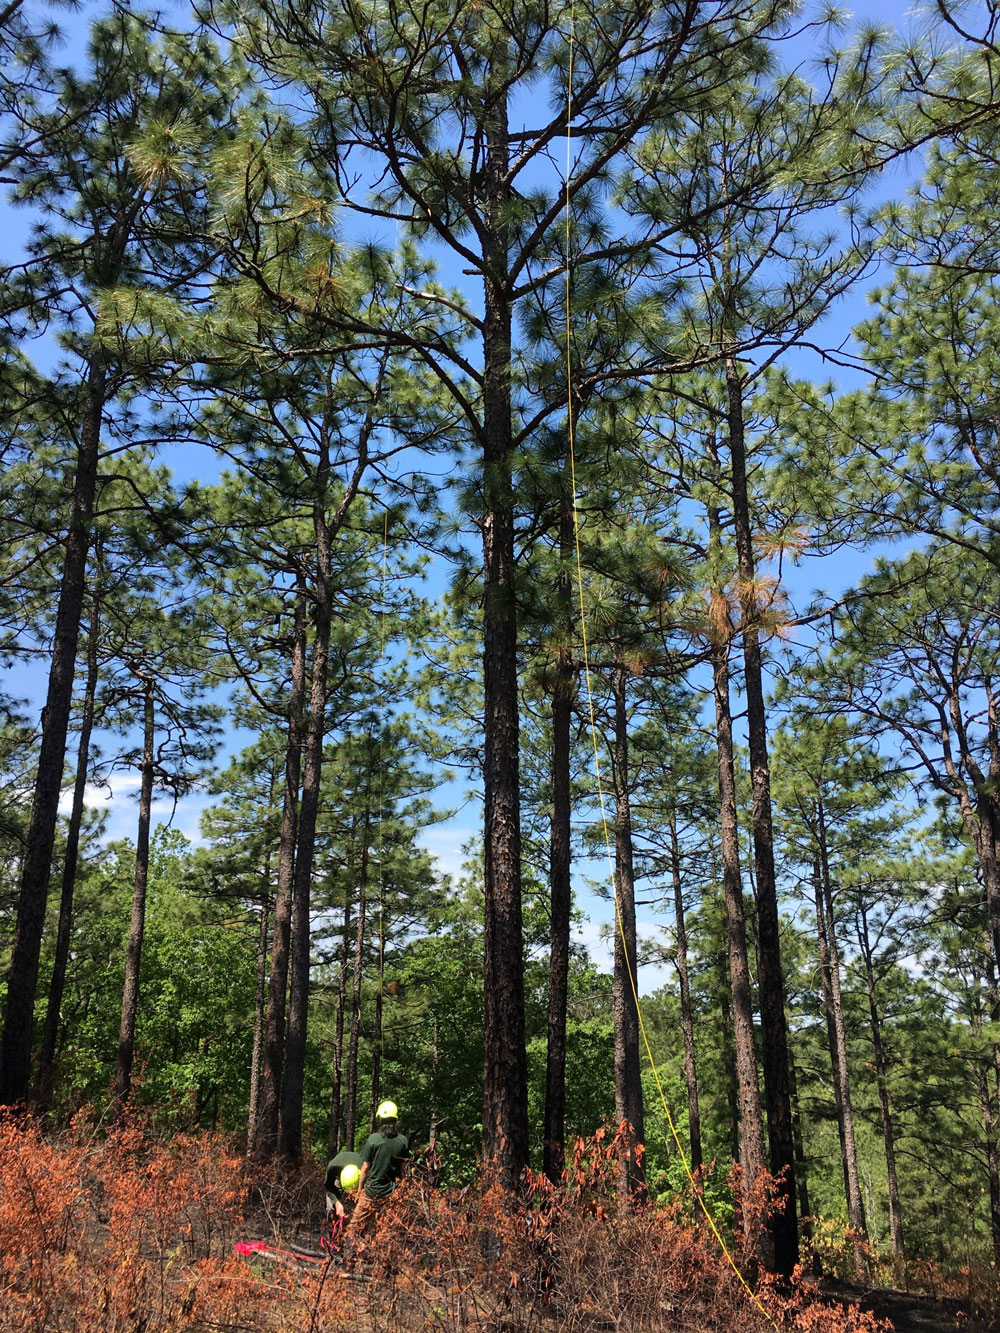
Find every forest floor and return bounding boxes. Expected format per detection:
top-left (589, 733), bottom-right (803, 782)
top-left (820, 1279), bottom-right (977, 1332)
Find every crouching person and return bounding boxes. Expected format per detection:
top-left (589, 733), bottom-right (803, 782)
top-left (325, 1150), bottom-right (362, 1243)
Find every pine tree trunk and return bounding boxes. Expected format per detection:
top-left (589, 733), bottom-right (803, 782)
top-left (717, 943), bottom-right (742, 1167)
top-left (611, 660), bottom-right (645, 1200)
top-left (787, 1044), bottom-right (814, 1256)
top-left (979, 1058), bottom-right (1000, 1269)
top-left (370, 880), bottom-right (385, 1125)
top-left (544, 502), bottom-right (573, 1184)
top-left (711, 632), bottom-right (768, 1199)
top-left (247, 889), bottom-right (270, 1147)
top-left (114, 676), bottom-right (155, 1113)
top-left (429, 1017), bottom-right (440, 1155)
top-left (706, 487), bottom-right (768, 1224)
top-left (345, 806), bottom-right (369, 1150)
top-left (1, 351), bottom-right (106, 1106)
top-left (275, 384), bottom-right (372, 1157)
top-left (725, 355), bottom-right (797, 1277)
top-left (962, 679), bottom-right (1000, 986)
top-left (247, 773), bottom-right (277, 1145)
top-left (251, 590), bottom-right (306, 1159)
top-left (814, 863), bottom-right (849, 1188)
top-left (280, 623), bottom-right (330, 1158)
top-left (988, 940), bottom-right (1000, 1173)
top-left (480, 48), bottom-right (528, 1188)
top-left (669, 812), bottom-right (702, 1175)
top-left (814, 811), bottom-right (868, 1275)
top-left (280, 459), bottom-right (336, 1159)
top-left (35, 571), bottom-right (102, 1111)
top-left (858, 908), bottom-right (905, 1285)
top-left (329, 892), bottom-right (352, 1155)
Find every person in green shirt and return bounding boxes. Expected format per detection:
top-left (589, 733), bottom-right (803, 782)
top-left (324, 1149), bottom-right (362, 1240)
top-left (350, 1099), bottom-right (410, 1239)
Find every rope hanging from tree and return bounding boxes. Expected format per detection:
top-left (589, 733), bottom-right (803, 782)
top-left (560, 14), bottom-right (781, 1327)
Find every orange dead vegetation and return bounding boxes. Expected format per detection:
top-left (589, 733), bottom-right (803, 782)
top-left (0, 1111), bottom-right (895, 1332)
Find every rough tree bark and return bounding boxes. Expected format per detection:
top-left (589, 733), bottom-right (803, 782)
top-left (279, 405), bottom-right (374, 1159)
top-left (706, 485), bottom-right (768, 1208)
top-left (711, 632), bottom-right (768, 1195)
top-left (787, 1045), bottom-right (813, 1255)
top-left (480, 43), bottom-right (528, 1187)
top-left (668, 809), bottom-right (702, 1175)
top-left (1, 351), bottom-right (106, 1106)
top-left (250, 588), bottom-right (305, 1159)
top-left (113, 674), bottom-right (155, 1113)
top-left (611, 660), bottom-right (645, 1200)
top-left (858, 906), bottom-right (905, 1284)
top-left (717, 944), bottom-right (742, 1168)
top-left (34, 566), bottom-right (102, 1111)
top-left (247, 889), bottom-right (270, 1148)
top-left (813, 822), bottom-right (868, 1274)
top-left (247, 772), bottom-right (277, 1144)
top-left (946, 682), bottom-right (1000, 986)
top-left (328, 889), bottom-right (352, 1156)
top-left (979, 1057), bottom-right (1000, 1269)
top-left (544, 501), bottom-right (574, 1184)
top-left (280, 574), bottom-right (332, 1160)
top-left (726, 355), bottom-right (797, 1276)
top-left (370, 879), bottom-right (386, 1127)
top-left (345, 800), bottom-right (370, 1151)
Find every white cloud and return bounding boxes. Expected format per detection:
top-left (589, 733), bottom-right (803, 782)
top-left (57, 777), bottom-right (209, 847)
top-left (57, 775), bottom-right (141, 815)
top-left (417, 824), bottom-right (475, 885)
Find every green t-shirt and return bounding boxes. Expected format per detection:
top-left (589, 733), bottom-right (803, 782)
top-left (360, 1129), bottom-right (409, 1197)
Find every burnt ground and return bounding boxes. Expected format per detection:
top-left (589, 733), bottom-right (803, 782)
top-left (820, 1279), bottom-right (995, 1332)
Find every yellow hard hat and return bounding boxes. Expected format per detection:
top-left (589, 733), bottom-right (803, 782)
top-left (376, 1100), bottom-right (398, 1120)
top-left (340, 1164), bottom-right (361, 1191)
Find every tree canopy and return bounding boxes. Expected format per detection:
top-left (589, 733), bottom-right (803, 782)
top-left (4, 0), bottom-right (1000, 1296)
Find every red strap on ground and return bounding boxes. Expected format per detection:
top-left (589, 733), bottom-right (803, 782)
top-left (233, 1240), bottom-right (325, 1265)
